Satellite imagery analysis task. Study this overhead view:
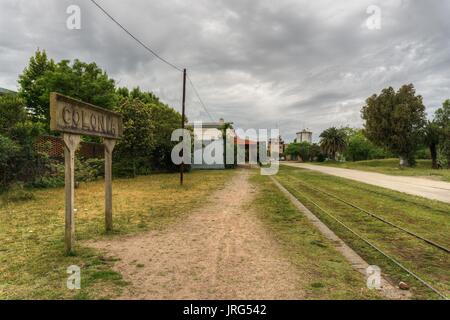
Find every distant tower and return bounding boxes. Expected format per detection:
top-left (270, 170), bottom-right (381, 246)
top-left (296, 129), bottom-right (312, 144)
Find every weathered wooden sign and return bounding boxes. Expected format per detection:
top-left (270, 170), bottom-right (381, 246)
top-left (50, 92), bottom-right (122, 254)
top-left (50, 92), bottom-right (122, 139)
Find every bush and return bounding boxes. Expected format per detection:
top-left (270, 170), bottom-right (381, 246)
top-left (0, 182), bottom-right (34, 204)
top-left (415, 147), bottom-right (431, 160)
top-left (0, 94), bottom-right (45, 189)
top-left (310, 143), bottom-right (325, 162)
top-left (112, 157), bottom-right (153, 178)
top-left (31, 175), bottom-right (64, 188)
top-left (0, 135), bottom-right (21, 185)
top-left (31, 157), bottom-right (104, 188)
top-left (76, 158), bottom-right (105, 182)
top-left (345, 129), bottom-right (392, 161)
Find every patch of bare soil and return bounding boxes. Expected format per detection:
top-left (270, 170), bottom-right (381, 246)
top-left (88, 170), bottom-right (305, 299)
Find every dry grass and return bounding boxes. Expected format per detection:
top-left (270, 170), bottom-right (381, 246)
top-left (0, 170), bottom-right (235, 299)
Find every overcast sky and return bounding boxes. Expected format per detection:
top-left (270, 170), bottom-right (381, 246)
top-left (1, 0), bottom-right (449, 141)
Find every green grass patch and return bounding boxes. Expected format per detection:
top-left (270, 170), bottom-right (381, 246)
top-left (250, 173), bottom-right (381, 299)
top-left (0, 170), bottom-right (236, 299)
top-left (275, 166), bottom-right (450, 299)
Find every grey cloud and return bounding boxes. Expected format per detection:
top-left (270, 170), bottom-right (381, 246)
top-left (0, 0), bottom-right (449, 142)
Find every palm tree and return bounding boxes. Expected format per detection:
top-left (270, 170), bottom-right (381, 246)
top-left (319, 127), bottom-right (348, 160)
top-left (219, 121), bottom-right (234, 168)
top-left (424, 121), bottom-right (440, 169)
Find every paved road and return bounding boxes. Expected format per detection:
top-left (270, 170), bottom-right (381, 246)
top-left (281, 162), bottom-right (450, 204)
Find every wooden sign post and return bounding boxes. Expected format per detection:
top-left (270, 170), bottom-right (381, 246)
top-left (50, 92), bottom-right (123, 253)
top-left (103, 138), bottom-right (116, 232)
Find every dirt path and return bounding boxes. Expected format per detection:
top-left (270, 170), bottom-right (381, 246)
top-left (282, 162), bottom-right (450, 203)
top-left (89, 170), bottom-right (305, 299)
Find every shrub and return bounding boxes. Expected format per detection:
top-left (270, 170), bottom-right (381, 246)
top-left (30, 157), bottom-right (64, 188)
top-left (415, 147), bottom-right (431, 160)
top-left (76, 158), bottom-right (105, 182)
top-left (0, 135), bottom-right (21, 183)
top-left (31, 157), bottom-right (105, 188)
top-left (343, 129), bottom-right (393, 161)
top-left (0, 94), bottom-right (44, 188)
top-left (112, 157), bottom-right (151, 178)
top-left (0, 182), bottom-right (34, 204)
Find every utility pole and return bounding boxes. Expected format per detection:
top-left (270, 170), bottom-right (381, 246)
top-left (180, 68), bottom-right (186, 185)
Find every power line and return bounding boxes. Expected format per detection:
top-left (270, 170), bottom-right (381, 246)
top-left (90, 0), bottom-right (216, 121)
top-left (89, 0), bottom-right (183, 72)
top-left (187, 74), bottom-right (215, 121)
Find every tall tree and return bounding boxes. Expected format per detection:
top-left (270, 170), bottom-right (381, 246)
top-left (117, 86), bottom-right (161, 105)
top-left (116, 86), bottom-right (182, 170)
top-left (114, 96), bottom-right (183, 175)
top-left (149, 102), bottom-right (183, 170)
top-left (361, 84), bottom-right (426, 167)
top-left (18, 50), bottom-right (117, 129)
top-left (319, 127), bottom-right (347, 160)
top-left (114, 98), bottom-right (155, 177)
top-left (284, 143), bottom-right (301, 160)
top-left (18, 49), bottom-right (55, 121)
top-left (434, 99), bottom-right (450, 168)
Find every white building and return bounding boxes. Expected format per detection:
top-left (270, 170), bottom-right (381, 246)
top-left (187, 118), bottom-right (235, 169)
top-left (296, 129), bottom-right (312, 144)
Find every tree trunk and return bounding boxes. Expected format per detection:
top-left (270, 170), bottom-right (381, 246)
top-left (223, 135), bottom-right (226, 168)
top-left (430, 143), bottom-right (438, 169)
top-left (399, 156), bottom-right (409, 167)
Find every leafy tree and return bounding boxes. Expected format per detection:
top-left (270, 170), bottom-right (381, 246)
top-left (297, 142), bottom-right (311, 161)
top-left (18, 50), bottom-right (117, 128)
top-left (361, 84), bottom-right (426, 167)
top-left (0, 95), bottom-right (43, 187)
top-left (434, 100), bottom-right (450, 168)
top-left (0, 94), bottom-right (28, 135)
top-left (0, 134), bottom-right (21, 187)
top-left (114, 98), bottom-right (155, 177)
top-left (284, 143), bottom-right (301, 160)
top-left (18, 49), bottom-right (55, 121)
top-left (309, 143), bottom-right (325, 162)
top-left (423, 121), bottom-right (440, 169)
top-left (114, 96), bottom-right (183, 176)
top-left (116, 86), bottom-right (161, 105)
top-left (149, 102), bottom-right (183, 170)
top-left (319, 127), bottom-right (348, 160)
top-left (344, 129), bottom-right (388, 161)
top-left (285, 142), bottom-right (313, 161)
top-left (116, 86), bottom-right (183, 171)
